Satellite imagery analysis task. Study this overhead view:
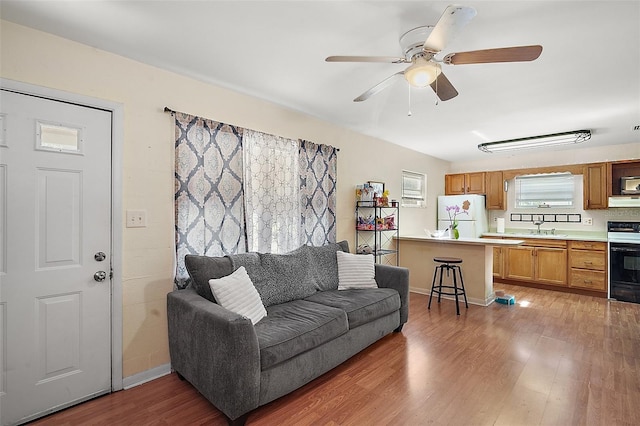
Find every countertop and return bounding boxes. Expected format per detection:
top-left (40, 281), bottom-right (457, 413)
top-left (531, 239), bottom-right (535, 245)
top-left (482, 230), bottom-right (608, 242)
top-left (397, 235), bottom-right (524, 246)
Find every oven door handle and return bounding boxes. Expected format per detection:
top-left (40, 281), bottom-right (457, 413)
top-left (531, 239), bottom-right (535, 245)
top-left (611, 246), bottom-right (640, 253)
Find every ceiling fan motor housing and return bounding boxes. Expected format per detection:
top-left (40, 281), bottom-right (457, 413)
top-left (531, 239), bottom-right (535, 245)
top-left (400, 26), bottom-right (435, 60)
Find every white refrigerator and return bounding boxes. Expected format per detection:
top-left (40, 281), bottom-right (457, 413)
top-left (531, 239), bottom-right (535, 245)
top-left (437, 194), bottom-right (488, 238)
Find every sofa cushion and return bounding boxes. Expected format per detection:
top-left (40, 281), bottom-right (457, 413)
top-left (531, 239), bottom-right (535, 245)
top-left (185, 254), bottom-right (234, 302)
top-left (305, 288), bottom-right (400, 329)
top-left (305, 241), bottom-right (350, 291)
top-left (208, 266), bottom-right (267, 324)
top-left (336, 251), bottom-right (377, 290)
top-left (229, 246), bottom-right (318, 307)
top-left (255, 300), bottom-right (348, 370)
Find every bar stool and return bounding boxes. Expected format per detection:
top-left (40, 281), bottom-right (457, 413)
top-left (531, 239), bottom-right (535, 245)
top-left (428, 257), bottom-right (468, 315)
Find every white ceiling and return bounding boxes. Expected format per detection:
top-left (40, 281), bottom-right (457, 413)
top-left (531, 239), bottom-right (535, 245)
top-left (2, 1), bottom-right (639, 162)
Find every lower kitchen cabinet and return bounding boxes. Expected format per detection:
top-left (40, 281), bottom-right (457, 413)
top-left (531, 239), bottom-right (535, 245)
top-left (568, 240), bottom-right (607, 292)
top-left (493, 246), bottom-right (505, 278)
top-left (493, 237), bottom-right (607, 296)
top-left (503, 238), bottom-right (568, 287)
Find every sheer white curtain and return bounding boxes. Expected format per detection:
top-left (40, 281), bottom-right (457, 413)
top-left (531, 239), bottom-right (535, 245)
top-left (243, 129), bottom-right (300, 253)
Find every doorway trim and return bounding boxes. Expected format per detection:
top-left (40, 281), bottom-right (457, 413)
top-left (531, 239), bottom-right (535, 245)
top-left (1, 78), bottom-right (124, 391)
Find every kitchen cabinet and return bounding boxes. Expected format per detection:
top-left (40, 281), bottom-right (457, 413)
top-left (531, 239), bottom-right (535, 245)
top-left (485, 171), bottom-right (505, 210)
top-left (610, 159), bottom-right (640, 196)
top-left (583, 163), bottom-right (608, 209)
top-left (568, 240), bottom-right (607, 291)
top-left (445, 172), bottom-right (485, 195)
top-left (504, 238), bottom-right (567, 287)
top-left (492, 246), bottom-right (505, 278)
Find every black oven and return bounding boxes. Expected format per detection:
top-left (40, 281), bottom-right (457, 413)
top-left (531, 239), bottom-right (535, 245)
top-left (608, 221), bottom-right (640, 304)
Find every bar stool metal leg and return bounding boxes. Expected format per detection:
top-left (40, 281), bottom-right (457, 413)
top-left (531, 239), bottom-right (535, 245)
top-left (428, 265), bottom-right (439, 310)
top-left (452, 265), bottom-right (460, 315)
top-left (456, 265), bottom-right (469, 308)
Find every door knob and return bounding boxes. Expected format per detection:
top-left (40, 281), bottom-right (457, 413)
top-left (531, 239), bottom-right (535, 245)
top-left (94, 271), bottom-right (107, 282)
top-left (94, 252), bottom-right (106, 261)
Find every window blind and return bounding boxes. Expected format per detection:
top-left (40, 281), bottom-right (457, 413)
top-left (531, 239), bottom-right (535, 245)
top-left (515, 173), bottom-right (575, 208)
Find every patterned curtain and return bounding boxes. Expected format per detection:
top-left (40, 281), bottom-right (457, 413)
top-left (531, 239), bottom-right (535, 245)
top-left (299, 139), bottom-right (337, 246)
top-left (174, 113), bottom-right (246, 288)
top-left (173, 111), bottom-right (338, 287)
top-left (243, 129), bottom-right (300, 253)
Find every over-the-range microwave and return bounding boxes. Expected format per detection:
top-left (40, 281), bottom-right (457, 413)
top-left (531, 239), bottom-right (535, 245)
top-left (621, 176), bottom-right (640, 195)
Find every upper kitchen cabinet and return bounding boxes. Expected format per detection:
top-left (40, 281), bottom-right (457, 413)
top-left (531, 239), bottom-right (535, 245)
top-left (583, 163), bottom-right (608, 209)
top-left (485, 171), bottom-right (505, 210)
top-left (610, 160), bottom-right (640, 196)
top-left (445, 172), bottom-right (485, 195)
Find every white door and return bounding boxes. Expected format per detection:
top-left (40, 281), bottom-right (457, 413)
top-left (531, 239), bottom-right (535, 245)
top-left (0, 90), bottom-right (112, 425)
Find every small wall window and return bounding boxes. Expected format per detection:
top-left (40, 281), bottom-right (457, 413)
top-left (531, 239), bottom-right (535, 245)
top-left (401, 170), bottom-right (426, 207)
top-left (515, 173), bottom-right (575, 208)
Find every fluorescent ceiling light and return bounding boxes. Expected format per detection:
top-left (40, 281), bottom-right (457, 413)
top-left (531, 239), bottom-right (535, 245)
top-left (478, 130), bottom-right (591, 153)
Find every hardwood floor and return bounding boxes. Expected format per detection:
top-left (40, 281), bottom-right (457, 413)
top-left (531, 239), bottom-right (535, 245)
top-left (30, 284), bottom-right (640, 425)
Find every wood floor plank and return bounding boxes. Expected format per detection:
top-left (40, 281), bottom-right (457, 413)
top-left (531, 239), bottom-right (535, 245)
top-left (29, 284), bottom-right (640, 425)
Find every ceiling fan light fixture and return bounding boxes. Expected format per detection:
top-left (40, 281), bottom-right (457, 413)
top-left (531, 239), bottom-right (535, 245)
top-left (478, 130), bottom-right (591, 153)
top-left (404, 58), bottom-right (441, 88)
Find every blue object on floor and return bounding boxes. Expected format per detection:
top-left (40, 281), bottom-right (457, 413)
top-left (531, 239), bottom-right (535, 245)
top-left (495, 294), bottom-right (516, 305)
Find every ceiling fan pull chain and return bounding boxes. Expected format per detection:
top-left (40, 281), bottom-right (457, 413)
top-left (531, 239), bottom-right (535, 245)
top-left (408, 87), bottom-right (412, 116)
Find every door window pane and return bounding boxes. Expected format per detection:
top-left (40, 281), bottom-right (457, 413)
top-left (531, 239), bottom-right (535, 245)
top-left (37, 122), bottom-right (82, 153)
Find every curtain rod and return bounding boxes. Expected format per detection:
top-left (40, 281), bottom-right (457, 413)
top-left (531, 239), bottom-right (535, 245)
top-left (163, 106), bottom-right (338, 151)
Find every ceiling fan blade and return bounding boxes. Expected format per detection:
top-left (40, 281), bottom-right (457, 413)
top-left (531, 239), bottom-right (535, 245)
top-left (430, 72), bottom-right (458, 101)
top-left (354, 72), bottom-right (405, 102)
top-left (326, 56), bottom-right (408, 64)
top-left (443, 45), bottom-right (543, 65)
top-left (423, 5), bottom-right (477, 54)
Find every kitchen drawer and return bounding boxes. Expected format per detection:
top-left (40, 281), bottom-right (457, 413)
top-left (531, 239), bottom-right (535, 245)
top-left (571, 240), bottom-right (606, 251)
top-left (570, 250), bottom-right (606, 271)
top-left (569, 269), bottom-right (606, 291)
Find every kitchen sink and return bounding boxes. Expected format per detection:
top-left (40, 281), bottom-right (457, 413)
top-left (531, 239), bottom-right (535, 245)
top-left (506, 232), bottom-right (569, 238)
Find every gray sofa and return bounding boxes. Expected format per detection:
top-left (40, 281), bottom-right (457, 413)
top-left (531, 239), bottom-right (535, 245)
top-left (167, 241), bottom-right (409, 425)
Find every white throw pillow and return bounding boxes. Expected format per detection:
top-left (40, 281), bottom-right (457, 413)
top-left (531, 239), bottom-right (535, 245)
top-left (208, 266), bottom-right (267, 324)
top-left (337, 251), bottom-right (378, 290)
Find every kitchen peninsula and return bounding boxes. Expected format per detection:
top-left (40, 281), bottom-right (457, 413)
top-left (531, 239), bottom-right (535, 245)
top-left (397, 236), bottom-right (523, 306)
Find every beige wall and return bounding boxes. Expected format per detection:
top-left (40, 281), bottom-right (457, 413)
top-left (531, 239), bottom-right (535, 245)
top-left (1, 21), bottom-right (449, 378)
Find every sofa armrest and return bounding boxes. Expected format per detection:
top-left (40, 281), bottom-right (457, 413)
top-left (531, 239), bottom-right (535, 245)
top-left (375, 264), bottom-right (409, 326)
top-left (167, 288), bottom-right (260, 421)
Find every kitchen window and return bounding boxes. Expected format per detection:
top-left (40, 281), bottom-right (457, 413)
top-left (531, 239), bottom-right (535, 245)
top-left (515, 172), bottom-right (575, 208)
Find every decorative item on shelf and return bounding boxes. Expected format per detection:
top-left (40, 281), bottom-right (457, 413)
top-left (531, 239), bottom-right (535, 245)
top-left (368, 181), bottom-right (385, 199)
top-left (391, 199), bottom-right (398, 207)
top-left (356, 244), bottom-right (373, 254)
top-left (356, 213), bottom-right (375, 230)
top-left (384, 214), bottom-right (395, 230)
top-left (356, 183), bottom-right (375, 206)
top-left (445, 202), bottom-right (469, 239)
top-left (377, 189), bottom-right (390, 207)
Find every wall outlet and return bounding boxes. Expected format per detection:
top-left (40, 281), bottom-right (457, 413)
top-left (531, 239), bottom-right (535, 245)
top-left (582, 217), bottom-right (593, 226)
top-left (126, 209), bottom-right (147, 228)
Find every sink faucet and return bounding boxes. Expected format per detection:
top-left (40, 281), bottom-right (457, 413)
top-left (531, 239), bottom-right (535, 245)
top-left (533, 219), bottom-right (544, 234)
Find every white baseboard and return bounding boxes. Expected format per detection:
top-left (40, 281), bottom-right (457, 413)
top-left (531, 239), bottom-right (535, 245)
top-left (122, 363), bottom-right (172, 390)
top-left (409, 288), bottom-right (494, 306)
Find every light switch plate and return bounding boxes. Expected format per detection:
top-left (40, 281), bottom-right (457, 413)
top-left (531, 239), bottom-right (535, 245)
top-left (126, 210), bottom-right (147, 228)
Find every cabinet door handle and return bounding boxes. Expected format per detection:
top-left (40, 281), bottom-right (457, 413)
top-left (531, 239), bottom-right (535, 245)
top-left (583, 261), bottom-right (593, 265)
top-left (584, 280), bottom-right (592, 284)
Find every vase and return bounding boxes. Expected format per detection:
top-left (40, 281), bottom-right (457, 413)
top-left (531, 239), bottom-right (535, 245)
top-left (451, 228), bottom-right (460, 239)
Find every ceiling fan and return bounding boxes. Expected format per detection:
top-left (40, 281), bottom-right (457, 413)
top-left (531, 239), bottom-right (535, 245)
top-left (326, 5), bottom-right (543, 102)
